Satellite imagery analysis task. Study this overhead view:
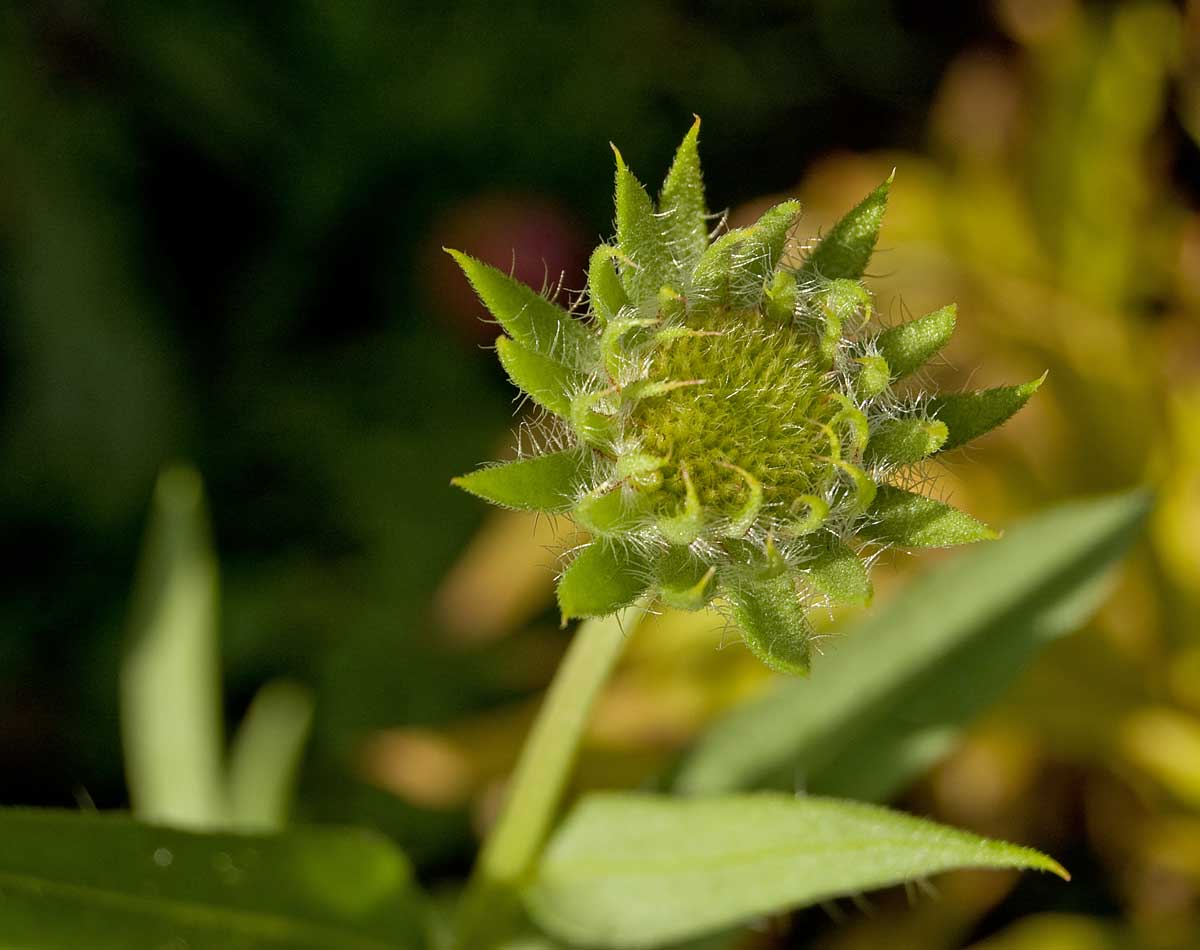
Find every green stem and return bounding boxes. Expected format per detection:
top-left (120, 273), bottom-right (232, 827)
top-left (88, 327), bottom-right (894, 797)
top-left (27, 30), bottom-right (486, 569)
top-left (455, 602), bottom-right (647, 949)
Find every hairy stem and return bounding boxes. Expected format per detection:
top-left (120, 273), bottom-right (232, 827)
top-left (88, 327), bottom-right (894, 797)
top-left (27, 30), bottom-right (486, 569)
top-left (455, 602), bottom-right (648, 949)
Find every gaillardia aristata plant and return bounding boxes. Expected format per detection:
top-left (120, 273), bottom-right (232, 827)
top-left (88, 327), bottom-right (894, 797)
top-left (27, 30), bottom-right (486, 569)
top-left (450, 120), bottom-right (1041, 674)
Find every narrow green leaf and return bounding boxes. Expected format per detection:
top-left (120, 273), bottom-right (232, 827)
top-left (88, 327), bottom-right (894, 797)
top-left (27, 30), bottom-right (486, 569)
top-left (587, 246), bottom-right (628, 325)
top-left (804, 539), bottom-right (871, 606)
top-left (227, 679), bottom-right (314, 832)
top-left (613, 148), bottom-right (670, 302)
top-left (121, 466), bottom-right (226, 830)
top-left (689, 229), bottom-right (745, 304)
top-left (527, 792), bottom-right (1065, 949)
top-left (874, 304), bottom-right (956, 380)
top-left (866, 485), bottom-right (999, 548)
top-left (495, 336), bottom-right (579, 419)
top-left (929, 374), bottom-right (1046, 451)
top-left (730, 201), bottom-right (801, 308)
top-left (573, 485), bottom-right (647, 537)
top-left (726, 574), bottom-right (812, 675)
top-left (658, 117), bottom-right (708, 271)
top-left (657, 558), bottom-right (717, 612)
top-left (453, 450), bottom-right (588, 513)
top-left (675, 490), bottom-right (1151, 798)
top-left (802, 173), bottom-right (892, 280)
top-left (557, 542), bottom-right (650, 620)
top-left (0, 809), bottom-right (423, 949)
top-left (687, 201), bottom-right (800, 308)
top-left (446, 250), bottom-right (589, 364)
top-left (866, 416), bottom-right (949, 465)
top-left (855, 354), bottom-right (891, 398)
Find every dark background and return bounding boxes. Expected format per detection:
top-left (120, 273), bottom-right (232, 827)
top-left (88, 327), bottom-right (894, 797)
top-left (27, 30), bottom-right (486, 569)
top-left (3, 2), bottom-right (1199, 947)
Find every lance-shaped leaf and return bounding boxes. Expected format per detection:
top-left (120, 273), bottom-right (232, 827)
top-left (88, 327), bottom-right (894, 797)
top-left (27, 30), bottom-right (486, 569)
top-left (587, 246), bottom-right (628, 325)
top-left (495, 336), bottom-right (580, 419)
top-left (675, 490), bottom-right (1150, 798)
top-left (866, 416), bottom-right (949, 465)
top-left (874, 304), bottom-right (956, 380)
top-left (573, 485), bottom-right (650, 537)
top-left (558, 542), bottom-right (650, 620)
top-left (729, 201), bottom-right (802, 308)
top-left (121, 466), bottom-right (225, 831)
top-left (614, 148), bottom-right (671, 302)
top-left (658, 117), bottom-right (708, 272)
top-left (930, 374), bottom-right (1046, 452)
top-left (454, 450), bottom-right (588, 512)
top-left (866, 485), bottom-right (998, 548)
top-left (689, 229), bottom-right (746, 303)
top-left (726, 574), bottom-right (812, 675)
top-left (447, 250), bottom-right (590, 364)
top-left (526, 792), bottom-right (1066, 949)
top-left (802, 172), bottom-right (892, 280)
top-left (227, 678), bottom-right (314, 832)
top-left (804, 538), bottom-right (872, 606)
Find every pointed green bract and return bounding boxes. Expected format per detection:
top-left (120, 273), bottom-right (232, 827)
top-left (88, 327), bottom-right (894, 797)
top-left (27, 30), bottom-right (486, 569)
top-left (614, 149), bottom-right (671, 302)
top-left (446, 250), bottom-right (590, 364)
top-left (867, 485), bottom-right (999, 548)
top-left (866, 416), bottom-right (949, 465)
top-left (688, 229), bottom-right (745, 303)
top-left (731, 201), bottom-right (801, 307)
top-left (930, 374), bottom-right (1046, 451)
top-left (453, 450), bottom-right (588, 512)
top-left (855, 355), bottom-right (891, 397)
top-left (875, 304), bottom-right (956, 380)
top-left (802, 173), bottom-right (892, 280)
top-left (804, 539), bottom-right (872, 606)
top-left (656, 547), bottom-right (717, 611)
top-left (573, 486), bottom-right (646, 536)
top-left (495, 336), bottom-right (578, 419)
top-left (587, 246), bottom-right (627, 325)
top-left (659, 117), bottom-right (708, 272)
top-left (726, 574), bottom-right (812, 675)
top-left (558, 542), bottom-right (650, 620)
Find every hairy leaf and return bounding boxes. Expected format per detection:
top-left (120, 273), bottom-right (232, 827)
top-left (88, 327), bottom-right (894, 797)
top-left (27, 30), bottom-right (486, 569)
top-left (527, 792), bottom-right (1065, 949)
top-left (866, 416), bottom-right (949, 465)
top-left (726, 574), bottom-right (812, 675)
top-left (874, 304), bottom-right (956, 380)
top-left (688, 230), bottom-right (746, 303)
top-left (453, 451), bottom-right (588, 512)
top-left (675, 491), bottom-right (1151, 797)
top-left (658, 117), bottom-right (709, 272)
top-left (614, 149), bottom-right (670, 302)
top-left (930, 375), bottom-right (1046, 451)
top-left (802, 173), bottom-right (892, 280)
top-left (731, 201), bottom-right (802, 308)
top-left (558, 542), bottom-right (649, 620)
top-left (587, 246), bottom-right (627, 325)
top-left (804, 539), bottom-right (872, 606)
top-left (0, 809), bottom-right (423, 949)
top-left (495, 336), bottom-right (579, 419)
top-left (446, 250), bottom-right (589, 363)
top-left (866, 485), bottom-right (999, 548)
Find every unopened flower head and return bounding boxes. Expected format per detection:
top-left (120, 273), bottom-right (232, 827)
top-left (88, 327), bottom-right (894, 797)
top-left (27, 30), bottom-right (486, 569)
top-left (451, 120), bottom-right (1041, 674)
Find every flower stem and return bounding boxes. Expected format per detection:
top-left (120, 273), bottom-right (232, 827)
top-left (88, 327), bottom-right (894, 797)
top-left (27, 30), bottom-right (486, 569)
top-left (455, 602), bottom-right (647, 950)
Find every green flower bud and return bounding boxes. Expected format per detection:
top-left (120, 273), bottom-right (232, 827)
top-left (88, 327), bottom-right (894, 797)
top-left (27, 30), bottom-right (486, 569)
top-left (451, 119), bottom-right (1041, 674)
